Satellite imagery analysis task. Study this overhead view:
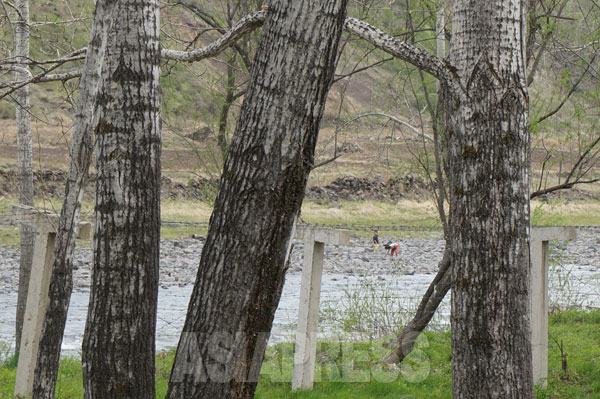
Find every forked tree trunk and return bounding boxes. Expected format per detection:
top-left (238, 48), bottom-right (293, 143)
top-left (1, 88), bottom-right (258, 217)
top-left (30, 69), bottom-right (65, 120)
top-left (33, 0), bottom-right (111, 396)
top-left (81, 0), bottom-right (161, 397)
top-left (446, 0), bottom-right (534, 396)
top-left (166, 1), bottom-right (347, 398)
top-left (14, 0), bottom-right (34, 355)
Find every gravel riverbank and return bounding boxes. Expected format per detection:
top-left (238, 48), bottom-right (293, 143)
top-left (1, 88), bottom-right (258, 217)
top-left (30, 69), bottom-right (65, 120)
top-left (0, 227), bottom-right (597, 294)
top-left (0, 227), bottom-right (598, 355)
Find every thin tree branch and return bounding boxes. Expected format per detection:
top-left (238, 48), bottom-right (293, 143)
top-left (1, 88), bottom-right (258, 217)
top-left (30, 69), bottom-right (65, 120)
top-left (333, 56), bottom-right (394, 83)
top-left (0, 64), bottom-right (31, 76)
top-left (345, 112), bottom-right (434, 142)
top-left (527, 0), bottom-right (568, 85)
top-left (313, 154), bottom-right (342, 169)
top-left (535, 56), bottom-right (595, 124)
top-left (530, 179), bottom-right (599, 198)
top-left (564, 134), bottom-right (600, 183)
top-left (176, 1), bottom-right (253, 69)
top-left (0, 48), bottom-right (87, 65)
top-left (530, 134), bottom-right (600, 198)
top-left (383, 248), bottom-right (451, 363)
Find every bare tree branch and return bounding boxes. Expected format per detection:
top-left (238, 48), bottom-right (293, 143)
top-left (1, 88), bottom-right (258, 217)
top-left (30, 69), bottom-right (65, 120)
top-left (176, 1), bottom-right (253, 69)
top-left (530, 134), bottom-right (600, 198)
top-left (161, 9), bottom-right (265, 62)
top-left (2, 12), bottom-right (461, 103)
top-left (344, 111), bottom-right (433, 142)
top-left (31, 17), bottom-right (91, 27)
top-left (0, 64), bottom-right (31, 76)
top-left (333, 56), bottom-right (394, 83)
top-left (343, 17), bottom-right (461, 93)
top-left (0, 47), bottom-right (87, 65)
top-left (527, 0), bottom-right (568, 85)
top-left (0, 9), bottom-right (263, 94)
top-left (0, 69), bottom-right (81, 100)
top-left (313, 154), bottom-right (342, 169)
top-left (535, 55), bottom-right (596, 124)
top-left (530, 178), bottom-right (599, 198)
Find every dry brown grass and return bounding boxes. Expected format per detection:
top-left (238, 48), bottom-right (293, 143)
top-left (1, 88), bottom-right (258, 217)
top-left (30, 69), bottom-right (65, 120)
top-left (0, 117), bottom-right (597, 198)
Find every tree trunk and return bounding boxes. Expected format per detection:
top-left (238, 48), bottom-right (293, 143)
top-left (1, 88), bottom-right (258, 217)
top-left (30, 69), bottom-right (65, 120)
top-left (14, 0), bottom-right (34, 355)
top-left (447, 0), bottom-right (534, 396)
top-left (33, 0), bottom-right (112, 396)
top-left (81, 0), bottom-right (161, 397)
top-left (217, 53), bottom-right (236, 158)
top-left (383, 247), bottom-right (451, 363)
top-left (166, 1), bottom-right (347, 398)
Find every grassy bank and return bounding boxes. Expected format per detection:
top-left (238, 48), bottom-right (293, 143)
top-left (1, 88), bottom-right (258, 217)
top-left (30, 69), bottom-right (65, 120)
top-left (1, 197), bottom-right (598, 245)
top-left (1, 310), bottom-right (599, 398)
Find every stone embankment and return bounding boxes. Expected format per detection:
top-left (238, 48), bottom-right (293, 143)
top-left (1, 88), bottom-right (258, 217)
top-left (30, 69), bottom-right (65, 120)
top-left (0, 227), bottom-right (597, 294)
top-left (1, 168), bottom-right (596, 202)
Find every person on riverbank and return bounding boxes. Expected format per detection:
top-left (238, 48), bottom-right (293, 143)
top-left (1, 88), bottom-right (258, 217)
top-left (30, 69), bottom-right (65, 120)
top-left (372, 230), bottom-right (380, 253)
top-left (384, 241), bottom-right (400, 256)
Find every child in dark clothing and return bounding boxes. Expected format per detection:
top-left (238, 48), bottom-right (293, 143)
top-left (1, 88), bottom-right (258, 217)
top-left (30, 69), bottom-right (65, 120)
top-left (372, 230), bottom-right (379, 253)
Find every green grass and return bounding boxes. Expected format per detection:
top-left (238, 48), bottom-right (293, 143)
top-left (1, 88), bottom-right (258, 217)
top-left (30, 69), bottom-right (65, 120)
top-left (2, 310), bottom-right (599, 398)
top-left (535, 310), bottom-right (600, 398)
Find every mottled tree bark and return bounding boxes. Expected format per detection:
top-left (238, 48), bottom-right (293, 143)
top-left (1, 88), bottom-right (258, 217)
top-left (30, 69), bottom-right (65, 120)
top-left (166, 1), bottom-right (347, 398)
top-left (346, 2), bottom-right (533, 394)
top-left (81, 0), bottom-right (161, 397)
top-left (14, 0), bottom-right (34, 355)
top-left (32, 1), bottom-right (112, 396)
top-left (447, 0), bottom-right (534, 396)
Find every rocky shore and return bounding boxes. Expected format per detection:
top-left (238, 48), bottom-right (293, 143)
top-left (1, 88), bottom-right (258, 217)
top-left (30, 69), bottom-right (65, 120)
top-left (0, 227), bottom-right (597, 294)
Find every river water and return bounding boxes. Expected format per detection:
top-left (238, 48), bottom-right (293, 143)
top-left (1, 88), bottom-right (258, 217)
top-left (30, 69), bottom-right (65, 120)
top-left (1, 265), bottom-right (598, 357)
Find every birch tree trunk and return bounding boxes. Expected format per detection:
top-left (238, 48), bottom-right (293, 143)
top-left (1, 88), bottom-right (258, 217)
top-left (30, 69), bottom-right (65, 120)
top-left (14, 0), bottom-right (34, 355)
top-left (33, 0), bottom-right (111, 396)
top-left (81, 0), bottom-right (161, 397)
top-left (447, 0), bottom-right (534, 396)
top-left (166, 1), bottom-right (347, 397)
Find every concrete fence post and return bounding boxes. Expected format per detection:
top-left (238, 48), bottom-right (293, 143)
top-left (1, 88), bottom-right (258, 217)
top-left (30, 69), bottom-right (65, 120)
top-left (0, 206), bottom-right (91, 398)
top-left (14, 230), bottom-right (56, 396)
top-left (292, 226), bottom-right (349, 391)
top-left (530, 226), bottom-right (576, 387)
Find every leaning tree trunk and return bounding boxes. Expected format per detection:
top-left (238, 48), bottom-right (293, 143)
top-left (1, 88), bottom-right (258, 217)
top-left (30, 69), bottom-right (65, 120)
top-left (384, 247), bottom-right (451, 363)
top-left (447, 0), bottom-right (534, 396)
top-left (14, 0), bottom-right (34, 355)
top-left (81, 0), bottom-right (161, 397)
top-left (33, 0), bottom-right (111, 396)
top-left (166, 1), bottom-right (347, 398)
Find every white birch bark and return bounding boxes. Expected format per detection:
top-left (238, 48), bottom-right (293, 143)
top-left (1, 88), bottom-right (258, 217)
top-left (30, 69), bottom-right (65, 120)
top-left (81, 0), bottom-right (161, 396)
top-left (447, 0), bottom-right (534, 396)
